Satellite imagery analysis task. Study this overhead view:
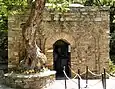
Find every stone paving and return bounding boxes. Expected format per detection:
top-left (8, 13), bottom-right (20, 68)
top-left (0, 78), bottom-right (115, 89)
top-left (45, 78), bottom-right (115, 89)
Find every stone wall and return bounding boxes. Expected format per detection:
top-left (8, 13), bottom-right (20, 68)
top-left (4, 71), bottom-right (55, 89)
top-left (8, 6), bottom-right (110, 74)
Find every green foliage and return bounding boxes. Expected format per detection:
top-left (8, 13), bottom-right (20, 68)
top-left (72, 0), bottom-right (86, 4)
top-left (0, 15), bottom-right (8, 49)
top-left (99, 0), bottom-right (115, 6)
top-left (111, 31), bottom-right (115, 47)
top-left (109, 60), bottom-right (115, 73)
top-left (0, 0), bottom-right (7, 15)
top-left (0, 0), bottom-right (8, 62)
top-left (48, 0), bottom-right (70, 12)
top-left (0, 0), bottom-right (29, 63)
top-left (6, 0), bottom-right (28, 15)
top-left (0, 3), bottom-right (7, 71)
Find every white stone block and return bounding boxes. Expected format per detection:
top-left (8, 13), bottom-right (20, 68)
top-left (94, 18), bottom-right (102, 21)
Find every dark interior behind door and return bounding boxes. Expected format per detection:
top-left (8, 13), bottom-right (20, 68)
top-left (53, 40), bottom-right (71, 79)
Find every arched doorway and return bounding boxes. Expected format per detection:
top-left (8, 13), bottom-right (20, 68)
top-left (53, 40), bottom-right (71, 79)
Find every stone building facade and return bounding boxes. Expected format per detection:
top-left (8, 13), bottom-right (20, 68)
top-left (8, 6), bottom-right (110, 76)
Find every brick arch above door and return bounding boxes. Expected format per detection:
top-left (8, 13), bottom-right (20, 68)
top-left (45, 32), bottom-right (75, 51)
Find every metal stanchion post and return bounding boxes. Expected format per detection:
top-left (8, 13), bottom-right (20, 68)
top-left (102, 68), bottom-right (106, 89)
top-left (78, 69), bottom-right (80, 89)
top-left (104, 68), bottom-right (106, 89)
top-left (102, 73), bottom-right (104, 89)
top-left (85, 66), bottom-right (88, 88)
top-left (64, 66), bottom-right (67, 89)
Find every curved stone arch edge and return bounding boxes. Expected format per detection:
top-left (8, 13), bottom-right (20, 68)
top-left (44, 33), bottom-right (76, 52)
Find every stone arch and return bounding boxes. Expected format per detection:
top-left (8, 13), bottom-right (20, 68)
top-left (45, 32), bottom-right (75, 51)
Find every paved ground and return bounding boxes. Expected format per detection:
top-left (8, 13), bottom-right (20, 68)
top-left (45, 77), bottom-right (115, 89)
top-left (0, 77), bottom-right (115, 89)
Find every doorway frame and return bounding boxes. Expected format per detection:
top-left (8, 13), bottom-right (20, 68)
top-left (53, 39), bottom-right (71, 79)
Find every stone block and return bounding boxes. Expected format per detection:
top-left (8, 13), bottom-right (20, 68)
top-left (80, 8), bottom-right (86, 12)
top-left (82, 12), bottom-right (88, 15)
top-left (8, 37), bottom-right (13, 42)
top-left (94, 17), bottom-right (102, 21)
top-left (4, 71), bottom-right (56, 89)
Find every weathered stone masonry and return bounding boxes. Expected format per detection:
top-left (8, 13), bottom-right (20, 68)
top-left (8, 6), bottom-right (110, 74)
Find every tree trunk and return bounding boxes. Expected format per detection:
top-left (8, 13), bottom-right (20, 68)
top-left (21, 0), bottom-right (46, 71)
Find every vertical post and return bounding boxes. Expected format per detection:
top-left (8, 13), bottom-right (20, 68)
top-left (85, 66), bottom-right (88, 88)
top-left (102, 68), bottom-right (106, 89)
top-left (102, 73), bottom-right (104, 89)
top-left (78, 69), bottom-right (80, 89)
top-left (64, 66), bottom-right (67, 89)
top-left (103, 68), bottom-right (106, 89)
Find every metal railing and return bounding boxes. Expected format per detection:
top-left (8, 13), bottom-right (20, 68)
top-left (63, 66), bottom-right (115, 89)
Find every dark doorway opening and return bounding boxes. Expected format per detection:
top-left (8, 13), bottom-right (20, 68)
top-left (53, 40), bottom-right (71, 79)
